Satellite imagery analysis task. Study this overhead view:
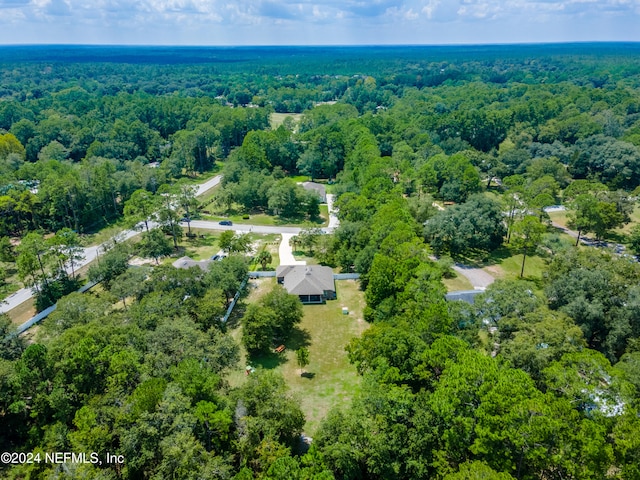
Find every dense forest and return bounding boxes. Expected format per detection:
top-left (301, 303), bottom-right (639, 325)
top-left (2, 44), bottom-right (640, 479)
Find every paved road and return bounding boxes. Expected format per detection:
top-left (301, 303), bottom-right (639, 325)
top-left (1, 175), bottom-right (223, 314)
top-left (1, 228), bottom-right (141, 313)
top-left (550, 221), bottom-right (625, 253)
top-left (187, 220), bottom-right (302, 235)
top-left (2, 174), bottom-right (339, 313)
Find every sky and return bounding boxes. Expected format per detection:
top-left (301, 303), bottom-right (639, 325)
top-left (0, 0), bottom-right (639, 46)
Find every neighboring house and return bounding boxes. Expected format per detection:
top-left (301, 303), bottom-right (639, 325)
top-left (445, 290), bottom-right (483, 304)
top-left (172, 256), bottom-right (212, 272)
top-left (299, 181), bottom-right (327, 203)
top-left (276, 265), bottom-right (336, 304)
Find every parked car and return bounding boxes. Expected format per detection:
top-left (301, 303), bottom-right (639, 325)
top-left (219, 220), bottom-right (233, 226)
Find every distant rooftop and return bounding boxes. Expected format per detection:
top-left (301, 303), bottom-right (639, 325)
top-left (172, 256), bottom-right (212, 271)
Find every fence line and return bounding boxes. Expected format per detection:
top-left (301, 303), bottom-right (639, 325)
top-left (222, 276), bottom-right (249, 324)
top-left (333, 273), bottom-right (360, 280)
top-left (15, 280), bottom-right (100, 334)
top-left (248, 271), bottom-right (276, 278)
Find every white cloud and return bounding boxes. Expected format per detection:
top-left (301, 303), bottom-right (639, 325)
top-left (0, 0), bottom-right (639, 44)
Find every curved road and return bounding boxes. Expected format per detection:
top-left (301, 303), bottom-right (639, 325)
top-left (1, 175), bottom-right (224, 314)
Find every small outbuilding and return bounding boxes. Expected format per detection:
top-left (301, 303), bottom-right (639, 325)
top-left (276, 265), bottom-right (336, 304)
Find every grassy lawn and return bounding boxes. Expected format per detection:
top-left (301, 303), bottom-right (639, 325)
top-left (174, 229), bottom-right (221, 261)
top-left (198, 189), bottom-right (220, 209)
top-left (228, 279), bottom-right (367, 435)
top-left (159, 231), bottom-right (284, 265)
top-left (614, 203), bottom-right (640, 236)
top-left (252, 235), bottom-right (281, 270)
top-left (484, 252), bottom-right (547, 282)
top-left (7, 298), bottom-right (36, 327)
top-left (548, 210), bottom-right (569, 229)
top-left (80, 218), bottom-right (133, 246)
top-left (270, 112), bottom-right (303, 130)
top-left (442, 272), bottom-right (474, 292)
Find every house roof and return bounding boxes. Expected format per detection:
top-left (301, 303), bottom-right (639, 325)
top-left (172, 256), bottom-right (212, 271)
top-left (277, 265), bottom-right (335, 296)
top-left (300, 182), bottom-right (326, 200)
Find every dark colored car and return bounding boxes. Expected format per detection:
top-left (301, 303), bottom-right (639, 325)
top-left (219, 220), bottom-right (233, 226)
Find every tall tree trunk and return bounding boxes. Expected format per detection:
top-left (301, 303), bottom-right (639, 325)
top-left (171, 222), bottom-right (178, 249)
top-left (575, 229), bottom-right (581, 247)
top-left (520, 247), bottom-right (527, 278)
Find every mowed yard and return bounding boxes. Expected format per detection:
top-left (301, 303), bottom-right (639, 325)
top-left (229, 278), bottom-right (368, 435)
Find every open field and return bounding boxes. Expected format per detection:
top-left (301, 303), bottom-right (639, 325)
top-left (228, 279), bottom-right (367, 434)
top-left (270, 112), bottom-right (303, 130)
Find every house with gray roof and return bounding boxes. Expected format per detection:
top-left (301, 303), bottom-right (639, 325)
top-left (172, 256), bottom-right (212, 272)
top-left (276, 265), bottom-right (336, 304)
top-left (299, 182), bottom-right (327, 203)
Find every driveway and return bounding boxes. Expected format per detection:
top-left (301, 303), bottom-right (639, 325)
top-left (326, 194), bottom-right (340, 231)
top-left (452, 264), bottom-right (495, 290)
top-left (279, 233), bottom-right (306, 266)
top-left (194, 174), bottom-right (223, 196)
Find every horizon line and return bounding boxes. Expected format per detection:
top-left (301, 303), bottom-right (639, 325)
top-left (2, 41), bottom-right (640, 49)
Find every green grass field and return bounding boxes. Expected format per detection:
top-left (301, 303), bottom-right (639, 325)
top-left (270, 112), bottom-right (303, 130)
top-left (484, 251), bottom-right (547, 282)
top-left (175, 230), bottom-right (221, 261)
top-left (442, 272), bottom-right (474, 292)
top-left (548, 210), bottom-right (569, 229)
top-left (228, 279), bottom-right (367, 434)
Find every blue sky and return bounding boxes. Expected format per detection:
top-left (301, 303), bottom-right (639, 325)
top-left (0, 0), bottom-right (638, 45)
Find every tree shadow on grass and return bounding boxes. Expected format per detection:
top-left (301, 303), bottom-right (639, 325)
top-left (250, 351), bottom-right (288, 369)
top-left (186, 233), bottom-right (217, 247)
top-left (452, 245), bottom-right (514, 268)
top-left (286, 326), bottom-right (311, 351)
